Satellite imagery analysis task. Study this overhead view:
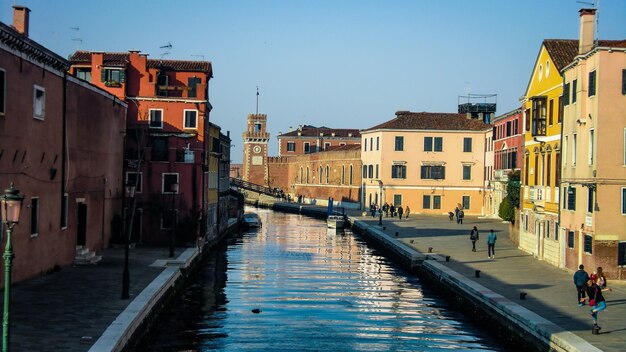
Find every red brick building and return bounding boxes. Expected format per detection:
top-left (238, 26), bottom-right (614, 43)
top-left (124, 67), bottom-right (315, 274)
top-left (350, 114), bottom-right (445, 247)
top-left (69, 50), bottom-right (213, 245)
top-left (0, 7), bottom-right (126, 283)
top-left (277, 125), bottom-right (360, 156)
top-left (242, 114), bottom-right (270, 185)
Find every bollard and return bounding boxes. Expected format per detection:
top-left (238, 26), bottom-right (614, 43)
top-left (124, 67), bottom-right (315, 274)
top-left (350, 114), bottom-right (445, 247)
top-left (410, 240), bottom-right (414, 244)
top-left (592, 325), bottom-right (601, 335)
top-left (520, 292), bottom-right (527, 300)
top-left (445, 255), bottom-right (450, 262)
top-left (395, 232), bottom-right (399, 237)
top-left (475, 270), bottom-right (481, 278)
top-left (428, 247), bottom-right (433, 253)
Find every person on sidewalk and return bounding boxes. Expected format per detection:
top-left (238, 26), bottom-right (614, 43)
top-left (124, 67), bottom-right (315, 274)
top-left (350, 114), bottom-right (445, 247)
top-left (383, 203), bottom-right (389, 217)
top-left (581, 278), bottom-right (606, 330)
top-left (397, 206), bottom-right (404, 220)
top-left (458, 209), bottom-right (464, 224)
top-left (448, 211), bottom-right (455, 221)
top-left (405, 206), bottom-right (410, 219)
top-left (470, 226), bottom-right (479, 252)
top-left (486, 229), bottom-right (496, 259)
top-left (573, 264), bottom-right (590, 306)
top-left (591, 266), bottom-right (611, 292)
top-left (454, 207), bottom-right (459, 223)
top-left (390, 204), bottom-right (395, 217)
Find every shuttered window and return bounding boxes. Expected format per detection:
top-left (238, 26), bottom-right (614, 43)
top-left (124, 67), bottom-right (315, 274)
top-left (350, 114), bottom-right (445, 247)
top-left (622, 69), bottom-right (626, 95)
top-left (584, 234), bottom-right (592, 254)
top-left (563, 83), bottom-right (570, 105)
top-left (588, 71), bottom-right (596, 97)
top-left (571, 79), bottom-right (577, 103)
top-left (567, 187), bottom-right (576, 210)
top-left (422, 195), bottom-right (431, 209)
top-left (424, 137), bottom-right (433, 151)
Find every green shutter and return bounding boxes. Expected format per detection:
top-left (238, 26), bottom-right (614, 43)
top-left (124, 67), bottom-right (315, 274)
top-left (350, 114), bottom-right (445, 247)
top-left (588, 71), bottom-right (596, 96)
top-left (622, 69), bottom-right (626, 95)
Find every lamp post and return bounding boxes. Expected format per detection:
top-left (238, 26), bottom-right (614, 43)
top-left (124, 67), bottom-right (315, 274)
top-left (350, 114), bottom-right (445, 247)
top-left (169, 182), bottom-right (179, 258)
top-left (121, 183), bottom-right (136, 300)
top-left (1, 183), bottom-right (24, 352)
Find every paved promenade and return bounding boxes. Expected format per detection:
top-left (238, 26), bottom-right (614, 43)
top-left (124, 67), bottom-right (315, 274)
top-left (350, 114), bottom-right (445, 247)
top-left (278, 202), bottom-right (625, 351)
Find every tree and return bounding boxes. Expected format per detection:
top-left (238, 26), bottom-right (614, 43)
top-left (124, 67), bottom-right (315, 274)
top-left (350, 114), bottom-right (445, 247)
top-left (498, 197), bottom-right (515, 223)
top-left (506, 170), bottom-right (521, 209)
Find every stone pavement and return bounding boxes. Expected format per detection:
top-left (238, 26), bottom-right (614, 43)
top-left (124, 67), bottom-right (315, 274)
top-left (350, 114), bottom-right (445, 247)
top-left (281, 202), bottom-right (625, 351)
top-left (2, 246), bottom-right (171, 352)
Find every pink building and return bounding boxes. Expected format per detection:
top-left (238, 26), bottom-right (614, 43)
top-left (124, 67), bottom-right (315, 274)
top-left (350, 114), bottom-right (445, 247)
top-left (277, 125), bottom-right (361, 156)
top-left (69, 50), bottom-right (213, 245)
top-left (492, 108), bottom-right (524, 218)
top-left (0, 7), bottom-right (126, 283)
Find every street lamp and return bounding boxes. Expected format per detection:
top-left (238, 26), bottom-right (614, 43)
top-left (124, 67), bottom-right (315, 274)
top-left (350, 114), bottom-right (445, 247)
top-left (121, 183), bottom-right (136, 299)
top-left (1, 183), bottom-right (24, 352)
top-left (169, 182), bottom-right (179, 258)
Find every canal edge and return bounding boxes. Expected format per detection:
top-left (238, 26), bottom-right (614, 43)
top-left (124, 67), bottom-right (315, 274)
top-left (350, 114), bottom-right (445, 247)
top-left (261, 201), bottom-right (601, 352)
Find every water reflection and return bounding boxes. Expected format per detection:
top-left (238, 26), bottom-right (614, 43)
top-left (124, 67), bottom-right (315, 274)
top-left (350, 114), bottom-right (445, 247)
top-left (140, 208), bottom-right (507, 351)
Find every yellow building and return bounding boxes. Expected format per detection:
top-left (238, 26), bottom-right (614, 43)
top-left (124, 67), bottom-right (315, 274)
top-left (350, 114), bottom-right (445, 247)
top-left (519, 39), bottom-right (578, 267)
top-left (206, 123), bottom-right (221, 240)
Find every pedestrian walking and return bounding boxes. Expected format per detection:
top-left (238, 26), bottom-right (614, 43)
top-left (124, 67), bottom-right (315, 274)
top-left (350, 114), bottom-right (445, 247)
top-left (458, 209), bottom-right (465, 224)
top-left (470, 226), bottom-right (479, 252)
top-left (573, 264), bottom-right (590, 306)
top-left (390, 204), bottom-right (395, 217)
top-left (486, 229), bottom-right (496, 259)
top-left (397, 206), bottom-right (404, 220)
top-left (405, 206), bottom-right (410, 219)
top-left (454, 207), bottom-right (459, 223)
top-left (581, 278), bottom-right (606, 332)
top-left (383, 203), bottom-right (389, 217)
top-left (591, 267), bottom-right (611, 292)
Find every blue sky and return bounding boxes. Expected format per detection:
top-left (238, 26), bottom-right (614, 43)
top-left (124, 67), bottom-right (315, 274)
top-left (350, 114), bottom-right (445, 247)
top-left (3, 0), bottom-right (626, 162)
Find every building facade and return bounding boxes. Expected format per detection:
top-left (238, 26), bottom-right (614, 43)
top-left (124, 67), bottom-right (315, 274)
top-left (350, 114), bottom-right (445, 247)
top-left (242, 113), bottom-right (270, 185)
top-left (519, 38), bottom-right (577, 267)
top-left (0, 7), bottom-right (126, 283)
top-left (559, 8), bottom-right (626, 279)
top-left (69, 50), bottom-right (213, 245)
top-left (492, 108), bottom-right (523, 219)
top-left (361, 111), bottom-right (491, 215)
top-left (277, 125), bottom-right (361, 157)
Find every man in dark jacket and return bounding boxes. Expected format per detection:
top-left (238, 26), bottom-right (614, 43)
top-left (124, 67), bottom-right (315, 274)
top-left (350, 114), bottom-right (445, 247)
top-left (573, 264), bottom-right (589, 306)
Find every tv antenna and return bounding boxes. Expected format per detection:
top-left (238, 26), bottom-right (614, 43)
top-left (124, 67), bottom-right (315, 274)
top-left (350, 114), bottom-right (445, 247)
top-left (576, 0), bottom-right (600, 45)
top-left (70, 27), bottom-right (82, 50)
top-left (191, 54), bottom-right (205, 60)
top-left (159, 42), bottom-right (172, 59)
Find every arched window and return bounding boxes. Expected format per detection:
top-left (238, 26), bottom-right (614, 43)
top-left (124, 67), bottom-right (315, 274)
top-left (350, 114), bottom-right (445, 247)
top-left (319, 166), bottom-right (323, 184)
top-left (368, 165), bottom-right (374, 179)
top-left (306, 167), bottom-right (310, 184)
top-left (341, 165), bottom-right (345, 185)
top-left (349, 165), bottom-right (353, 185)
top-left (363, 165), bottom-right (368, 178)
top-left (299, 167), bottom-right (303, 183)
top-left (326, 165), bottom-right (330, 184)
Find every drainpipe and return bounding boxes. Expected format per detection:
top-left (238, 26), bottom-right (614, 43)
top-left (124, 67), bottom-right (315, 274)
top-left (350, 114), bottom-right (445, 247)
top-left (558, 75), bottom-right (565, 268)
top-left (61, 72), bottom-right (67, 230)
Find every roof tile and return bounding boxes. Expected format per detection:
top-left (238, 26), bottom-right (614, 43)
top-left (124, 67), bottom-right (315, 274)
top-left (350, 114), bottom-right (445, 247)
top-left (363, 111), bottom-right (491, 132)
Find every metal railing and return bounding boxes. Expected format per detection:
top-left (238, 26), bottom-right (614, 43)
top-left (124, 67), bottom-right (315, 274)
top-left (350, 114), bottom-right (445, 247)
top-left (230, 177), bottom-right (278, 197)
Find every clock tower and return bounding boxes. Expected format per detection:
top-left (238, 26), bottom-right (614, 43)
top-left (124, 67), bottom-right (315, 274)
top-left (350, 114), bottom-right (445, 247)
top-left (242, 113), bottom-right (269, 185)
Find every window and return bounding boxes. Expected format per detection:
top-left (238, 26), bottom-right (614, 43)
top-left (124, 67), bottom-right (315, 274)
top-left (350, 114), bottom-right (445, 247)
top-left (363, 165), bottom-right (368, 178)
top-left (151, 137), bottom-right (169, 161)
top-left (349, 165), bottom-right (353, 185)
top-left (183, 110), bottom-right (198, 129)
top-left (555, 153), bottom-right (561, 185)
top-left (156, 73), bottom-right (169, 96)
top-left (368, 165), bottom-right (373, 179)
top-left (420, 165), bottom-right (445, 180)
top-left (300, 167), bottom-right (304, 183)
top-left (101, 68), bottom-right (124, 86)
top-left (370, 137), bottom-right (373, 151)
top-left (0, 68), bottom-right (5, 115)
top-left (572, 133), bottom-right (577, 166)
top-left (188, 77), bottom-right (201, 98)
top-left (623, 69), bottom-right (626, 95)
top-left (622, 187), bottom-right (626, 215)
top-left (74, 68), bottom-right (92, 82)
top-left (423, 195), bottom-right (431, 209)
top-left (395, 136), bottom-right (404, 151)
top-left (33, 85), bottom-right (45, 120)
top-left (531, 97), bottom-right (547, 136)
top-left (306, 167), bottom-right (310, 183)
top-left (391, 165), bottom-right (406, 179)
top-left (61, 194), bottom-right (68, 229)
top-left (587, 187), bottom-right (594, 213)
top-left (325, 165), bottom-right (330, 184)
top-left (149, 109), bottom-right (163, 128)
top-left (546, 154), bottom-right (551, 187)
top-left (462, 196), bottom-right (470, 210)
top-left (584, 234), bottom-right (592, 254)
top-left (588, 71), bottom-right (596, 97)
top-left (589, 129), bottom-right (594, 165)
top-left (462, 165), bottom-right (471, 180)
top-left (287, 142), bottom-right (296, 152)
top-left (424, 137), bottom-right (433, 151)
top-left (564, 136), bottom-right (568, 166)
top-left (433, 195), bottom-right (441, 209)
top-left (393, 194), bottom-right (402, 207)
top-left (375, 164), bottom-right (379, 179)
top-left (125, 172), bottom-right (143, 193)
top-left (364, 138), bottom-right (367, 151)
top-left (506, 121), bottom-right (511, 137)
top-left (30, 197), bottom-right (39, 236)
top-left (463, 138), bottom-right (472, 152)
top-left (567, 186), bottom-right (576, 210)
top-left (162, 173), bottom-right (179, 193)
top-left (567, 231), bottom-right (575, 248)
top-left (254, 123), bottom-right (262, 132)
top-left (619, 242), bottom-right (626, 266)
top-left (434, 137), bottom-right (442, 151)
top-left (376, 137), bottom-right (380, 150)
top-left (319, 166), bottom-right (323, 184)
top-left (524, 109), bottom-right (531, 131)
top-left (533, 155), bottom-right (539, 185)
top-left (304, 142), bottom-right (310, 153)
top-left (324, 142), bottom-right (331, 150)
top-left (563, 83), bottom-right (570, 106)
top-left (341, 165), bottom-right (345, 185)
top-left (546, 221), bottom-right (551, 239)
top-left (558, 96), bottom-right (563, 123)
top-left (548, 99), bottom-right (554, 125)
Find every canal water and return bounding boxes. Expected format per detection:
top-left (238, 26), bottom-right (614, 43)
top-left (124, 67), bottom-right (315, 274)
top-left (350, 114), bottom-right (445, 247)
top-left (140, 208), bottom-right (508, 351)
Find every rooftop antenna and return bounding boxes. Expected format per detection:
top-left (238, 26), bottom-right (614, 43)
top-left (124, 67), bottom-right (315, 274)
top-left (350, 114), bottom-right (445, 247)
top-left (159, 42), bottom-right (172, 59)
top-left (191, 54), bottom-right (205, 60)
top-left (256, 86), bottom-right (260, 115)
top-left (576, 0), bottom-right (599, 45)
top-left (70, 27), bottom-right (82, 50)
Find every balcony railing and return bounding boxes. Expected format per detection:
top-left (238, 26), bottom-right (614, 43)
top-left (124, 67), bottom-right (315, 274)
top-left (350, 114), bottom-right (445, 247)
top-left (531, 118), bottom-right (546, 136)
top-left (529, 186), bottom-right (544, 202)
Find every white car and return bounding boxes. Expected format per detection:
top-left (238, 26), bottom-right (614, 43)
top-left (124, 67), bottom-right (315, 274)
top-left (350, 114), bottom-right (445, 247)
top-left (242, 213), bottom-right (262, 228)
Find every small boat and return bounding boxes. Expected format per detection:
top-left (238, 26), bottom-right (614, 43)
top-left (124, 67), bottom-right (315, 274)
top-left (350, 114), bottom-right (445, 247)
top-left (242, 213), bottom-right (262, 228)
top-left (327, 214), bottom-right (345, 229)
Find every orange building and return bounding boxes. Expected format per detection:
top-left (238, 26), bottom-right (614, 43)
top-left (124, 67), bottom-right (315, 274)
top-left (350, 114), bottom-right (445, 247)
top-left (69, 50), bottom-right (213, 245)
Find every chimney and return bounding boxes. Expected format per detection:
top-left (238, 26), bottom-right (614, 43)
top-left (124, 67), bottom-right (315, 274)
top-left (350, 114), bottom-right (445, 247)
top-left (579, 8), bottom-right (596, 54)
top-left (12, 6), bottom-right (31, 37)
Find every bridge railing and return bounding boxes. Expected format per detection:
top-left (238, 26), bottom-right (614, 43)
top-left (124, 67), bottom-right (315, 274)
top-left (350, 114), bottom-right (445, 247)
top-left (230, 177), bottom-right (278, 197)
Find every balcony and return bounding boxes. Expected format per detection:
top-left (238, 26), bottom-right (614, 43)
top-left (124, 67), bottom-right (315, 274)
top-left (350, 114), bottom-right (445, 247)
top-left (529, 186), bottom-right (544, 202)
top-left (531, 118), bottom-right (546, 137)
top-left (530, 96), bottom-right (547, 137)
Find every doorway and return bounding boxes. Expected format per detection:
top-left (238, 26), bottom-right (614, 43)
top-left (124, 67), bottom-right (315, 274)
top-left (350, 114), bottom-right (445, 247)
top-left (77, 203), bottom-right (87, 246)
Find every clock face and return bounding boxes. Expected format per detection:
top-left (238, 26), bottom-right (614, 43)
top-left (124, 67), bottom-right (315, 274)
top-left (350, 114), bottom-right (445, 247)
top-left (253, 146), bottom-right (261, 154)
